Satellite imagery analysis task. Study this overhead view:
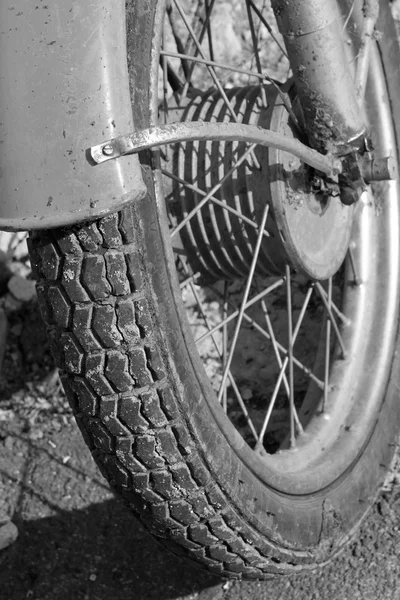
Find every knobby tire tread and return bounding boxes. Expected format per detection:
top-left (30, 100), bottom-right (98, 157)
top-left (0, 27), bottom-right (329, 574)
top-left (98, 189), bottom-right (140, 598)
top-left (28, 206), bottom-right (312, 579)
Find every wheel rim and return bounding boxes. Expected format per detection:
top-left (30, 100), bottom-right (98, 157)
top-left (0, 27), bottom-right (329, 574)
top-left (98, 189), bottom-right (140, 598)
top-left (148, 0), bottom-right (400, 494)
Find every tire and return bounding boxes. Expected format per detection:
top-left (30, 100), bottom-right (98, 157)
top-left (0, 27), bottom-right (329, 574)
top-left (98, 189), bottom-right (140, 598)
top-left (29, 1), bottom-right (400, 579)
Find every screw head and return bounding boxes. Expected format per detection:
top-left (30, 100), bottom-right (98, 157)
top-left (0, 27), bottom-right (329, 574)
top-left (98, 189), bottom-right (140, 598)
top-left (102, 144), bottom-right (114, 156)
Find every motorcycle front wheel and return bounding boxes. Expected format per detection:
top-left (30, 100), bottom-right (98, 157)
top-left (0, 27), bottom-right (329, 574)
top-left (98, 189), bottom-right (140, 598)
top-left (29, 0), bottom-right (400, 578)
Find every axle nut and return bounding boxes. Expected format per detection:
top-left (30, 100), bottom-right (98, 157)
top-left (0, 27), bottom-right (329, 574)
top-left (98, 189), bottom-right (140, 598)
top-left (361, 156), bottom-right (396, 182)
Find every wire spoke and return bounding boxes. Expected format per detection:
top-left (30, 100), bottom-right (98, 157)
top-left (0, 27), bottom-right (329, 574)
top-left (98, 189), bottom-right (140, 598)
top-left (167, 2), bottom-right (190, 79)
top-left (217, 204), bottom-right (270, 404)
top-left (172, 0), bottom-right (260, 168)
top-left (248, 0), bottom-right (288, 59)
top-left (286, 265), bottom-right (296, 448)
top-left (188, 278), bottom-right (259, 441)
top-left (323, 277), bottom-right (332, 411)
top-left (251, 312), bottom-right (325, 388)
top-left (248, 1), bottom-right (303, 132)
top-left (181, 0), bottom-right (217, 94)
top-left (177, 260), bottom-right (259, 441)
top-left (183, 0), bottom-right (211, 60)
top-left (162, 24), bottom-right (171, 161)
top-left (179, 272), bottom-right (200, 290)
top-left (161, 48), bottom-right (301, 132)
top-left (256, 281), bottom-right (304, 436)
top-left (162, 168), bottom-right (270, 237)
top-left (160, 50), bottom-right (270, 81)
top-left (204, 0), bottom-right (215, 63)
top-left (173, 0), bottom-right (245, 122)
top-left (245, 0), bottom-right (268, 107)
top-left (196, 278), bottom-right (285, 344)
top-left (222, 280), bottom-right (229, 412)
top-left (342, 1), bottom-right (355, 34)
top-left (254, 358), bottom-right (287, 452)
top-left (256, 281), bottom-right (289, 399)
top-left (315, 281), bottom-right (347, 359)
top-left (208, 281), bottom-right (324, 389)
top-left (255, 280), bottom-right (314, 449)
top-left (255, 278), bottom-right (307, 441)
top-left (316, 284), bottom-right (351, 326)
top-left (169, 143), bottom-right (257, 238)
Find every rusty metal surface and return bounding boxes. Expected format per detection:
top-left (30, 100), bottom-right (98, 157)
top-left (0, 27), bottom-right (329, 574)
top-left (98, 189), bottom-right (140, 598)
top-left (271, 0), bottom-right (366, 152)
top-left (0, 0), bottom-right (146, 231)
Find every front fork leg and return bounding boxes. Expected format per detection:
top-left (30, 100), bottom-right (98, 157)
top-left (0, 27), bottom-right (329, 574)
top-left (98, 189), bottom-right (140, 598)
top-left (272, 0), bottom-right (368, 153)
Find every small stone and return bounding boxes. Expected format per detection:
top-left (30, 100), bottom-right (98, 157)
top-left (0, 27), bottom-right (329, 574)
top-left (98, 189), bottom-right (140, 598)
top-left (240, 387), bottom-right (253, 401)
top-left (3, 292), bottom-right (23, 313)
top-left (0, 515), bottom-right (11, 525)
top-left (4, 436), bottom-right (14, 450)
top-left (89, 573), bottom-right (97, 582)
top-left (0, 409), bottom-right (14, 422)
top-left (10, 323), bottom-right (22, 336)
top-left (29, 429), bottom-right (44, 441)
top-left (7, 275), bottom-right (36, 303)
top-left (0, 520), bottom-right (18, 551)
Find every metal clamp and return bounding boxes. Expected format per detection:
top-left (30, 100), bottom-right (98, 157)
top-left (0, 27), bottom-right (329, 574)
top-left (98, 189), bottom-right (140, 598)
top-left (89, 121), bottom-right (343, 177)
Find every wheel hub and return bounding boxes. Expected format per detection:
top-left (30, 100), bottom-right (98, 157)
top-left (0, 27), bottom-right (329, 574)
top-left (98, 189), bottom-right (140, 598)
top-left (166, 84), bottom-right (354, 281)
top-left (265, 95), bottom-right (354, 280)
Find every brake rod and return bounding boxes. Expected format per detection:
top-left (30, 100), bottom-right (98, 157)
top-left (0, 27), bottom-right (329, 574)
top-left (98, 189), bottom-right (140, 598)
top-left (89, 121), bottom-right (343, 177)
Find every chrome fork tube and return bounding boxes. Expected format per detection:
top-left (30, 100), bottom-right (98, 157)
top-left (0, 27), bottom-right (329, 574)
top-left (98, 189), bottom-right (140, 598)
top-left (272, 0), bottom-right (366, 152)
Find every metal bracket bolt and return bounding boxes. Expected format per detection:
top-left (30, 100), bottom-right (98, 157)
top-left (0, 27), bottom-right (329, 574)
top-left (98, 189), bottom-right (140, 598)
top-left (102, 144), bottom-right (115, 157)
top-left (338, 152), bottom-right (396, 206)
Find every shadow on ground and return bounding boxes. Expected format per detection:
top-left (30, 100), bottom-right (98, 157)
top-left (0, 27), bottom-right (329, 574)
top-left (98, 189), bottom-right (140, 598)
top-left (1, 497), bottom-right (220, 600)
top-left (1, 404), bottom-right (400, 600)
top-left (0, 419), bottom-right (222, 600)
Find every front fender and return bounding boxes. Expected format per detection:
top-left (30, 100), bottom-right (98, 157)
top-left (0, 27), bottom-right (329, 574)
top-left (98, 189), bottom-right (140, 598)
top-left (0, 0), bottom-right (146, 231)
